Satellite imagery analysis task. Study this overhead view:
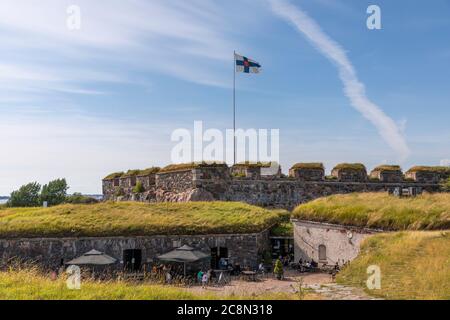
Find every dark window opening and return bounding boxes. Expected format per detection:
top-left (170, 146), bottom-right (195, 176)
top-left (123, 249), bottom-right (142, 272)
top-left (130, 176), bottom-right (137, 187)
top-left (271, 238), bottom-right (294, 260)
top-left (113, 178), bottom-right (120, 187)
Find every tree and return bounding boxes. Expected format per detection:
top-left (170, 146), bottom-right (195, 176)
top-left (40, 178), bottom-right (69, 206)
top-left (8, 182), bottom-right (41, 207)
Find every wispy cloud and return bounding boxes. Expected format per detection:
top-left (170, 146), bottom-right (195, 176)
top-left (0, 0), bottom-right (239, 93)
top-left (268, 0), bottom-right (411, 160)
top-left (0, 1), bottom-right (255, 194)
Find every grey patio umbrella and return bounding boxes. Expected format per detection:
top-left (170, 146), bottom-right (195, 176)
top-left (157, 245), bottom-right (210, 276)
top-left (66, 249), bottom-right (117, 266)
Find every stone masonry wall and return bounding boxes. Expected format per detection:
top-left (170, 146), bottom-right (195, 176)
top-left (103, 165), bottom-right (445, 209)
top-left (196, 179), bottom-right (439, 210)
top-left (0, 230), bottom-right (270, 270)
top-left (293, 220), bottom-right (380, 266)
top-left (289, 168), bottom-right (324, 181)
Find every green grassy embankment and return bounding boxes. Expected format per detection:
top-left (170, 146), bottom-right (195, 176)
top-left (336, 231), bottom-right (450, 300)
top-left (293, 193), bottom-right (450, 231)
top-left (0, 201), bottom-right (284, 238)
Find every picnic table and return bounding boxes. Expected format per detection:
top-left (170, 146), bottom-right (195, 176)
top-left (241, 271), bottom-right (257, 282)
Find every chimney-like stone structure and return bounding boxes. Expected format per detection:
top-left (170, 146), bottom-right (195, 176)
top-left (289, 163), bottom-right (324, 181)
top-left (331, 163), bottom-right (367, 182)
top-left (370, 165), bottom-right (403, 183)
top-left (405, 166), bottom-right (450, 184)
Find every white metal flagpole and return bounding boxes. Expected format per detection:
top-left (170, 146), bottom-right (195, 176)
top-left (233, 50), bottom-right (236, 165)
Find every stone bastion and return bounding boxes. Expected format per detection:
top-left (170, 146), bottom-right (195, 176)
top-left (102, 163), bottom-right (448, 210)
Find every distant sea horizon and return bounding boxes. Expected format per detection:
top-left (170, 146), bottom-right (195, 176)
top-left (0, 194), bottom-right (102, 205)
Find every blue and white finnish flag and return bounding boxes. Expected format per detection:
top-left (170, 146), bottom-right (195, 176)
top-left (235, 53), bottom-right (262, 74)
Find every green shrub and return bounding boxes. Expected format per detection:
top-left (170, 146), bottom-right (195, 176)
top-left (65, 193), bottom-right (99, 204)
top-left (270, 222), bottom-right (293, 237)
top-left (273, 259), bottom-right (284, 279)
top-left (133, 181), bottom-right (145, 193)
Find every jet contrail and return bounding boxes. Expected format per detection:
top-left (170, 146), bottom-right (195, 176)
top-left (269, 0), bottom-right (410, 160)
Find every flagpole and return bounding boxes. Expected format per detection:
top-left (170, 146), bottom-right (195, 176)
top-left (233, 50), bottom-right (236, 165)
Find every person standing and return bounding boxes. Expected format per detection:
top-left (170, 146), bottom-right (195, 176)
top-left (202, 272), bottom-right (209, 288)
top-left (197, 270), bottom-right (204, 284)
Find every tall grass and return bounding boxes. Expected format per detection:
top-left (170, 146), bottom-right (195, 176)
top-left (293, 193), bottom-right (450, 230)
top-left (0, 268), bottom-right (303, 300)
top-left (0, 202), bottom-right (284, 238)
top-left (336, 231), bottom-right (450, 300)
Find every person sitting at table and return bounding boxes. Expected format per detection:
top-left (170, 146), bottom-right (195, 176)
top-left (219, 257), bottom-right (227, 270)
top-left (310, 259), bottom-right (318, 268)
top-left (304, 261), bottom-right (311, 271)
top-left (334, 262), bottom-right (340, 271)
top-left (258, 262), bottom-right (265, 274)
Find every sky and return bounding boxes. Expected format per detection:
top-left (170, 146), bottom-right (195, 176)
top-left (0, 0), bottom-right (449, 195)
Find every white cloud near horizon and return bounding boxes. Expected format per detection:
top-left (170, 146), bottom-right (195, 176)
top-left (0, 111), bottom-right (175, 195)
top-left (268, 0), bottom-right (411, 160)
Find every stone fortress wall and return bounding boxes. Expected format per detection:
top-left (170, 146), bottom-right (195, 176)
top-left (0, 231), bottom-right (269, 270)
top-left (103, 163), bottom-right (449, 210)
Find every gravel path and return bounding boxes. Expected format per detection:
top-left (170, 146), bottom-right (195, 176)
top-left (185, 270), bottom-right (380, 300)
top-left (305, 283), bottom-right (383, 300)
